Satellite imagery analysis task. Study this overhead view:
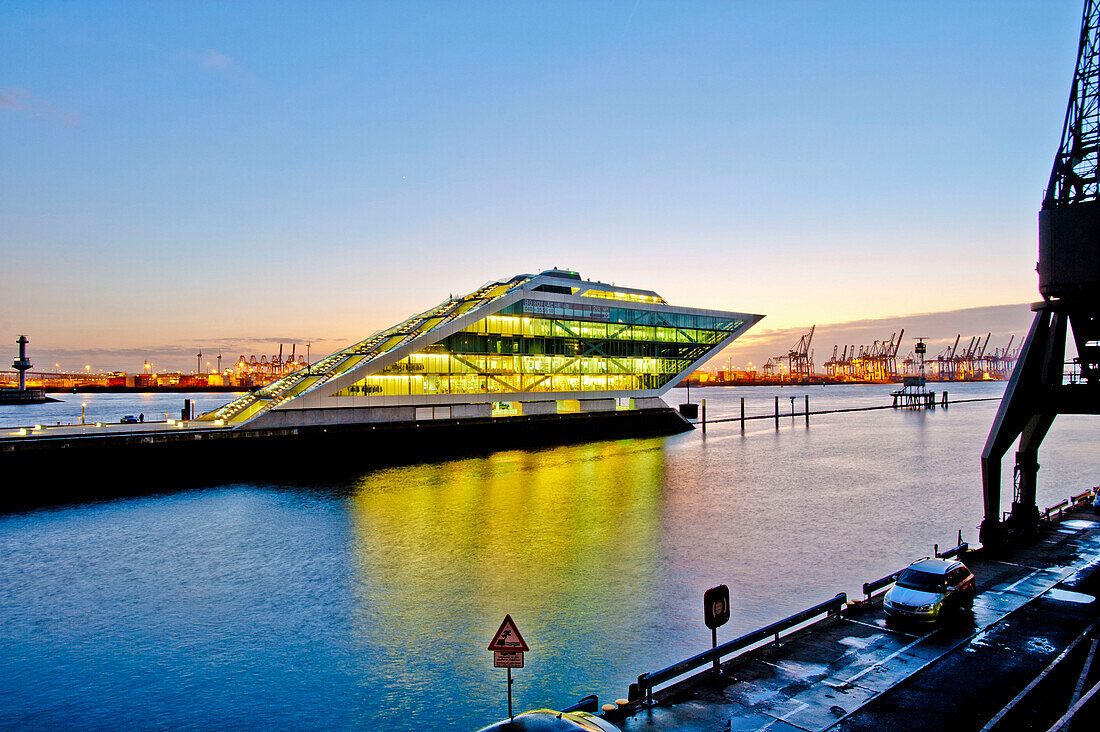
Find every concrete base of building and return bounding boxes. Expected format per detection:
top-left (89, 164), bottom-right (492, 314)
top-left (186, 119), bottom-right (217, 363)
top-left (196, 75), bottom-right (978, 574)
top-left (519, 400), bottom-right (557, 416)
top-left (0, 407), bottom-right (692, 511)
top-left (247, 402), bottom-right (497, 429)
top-left (248, 397), bottom-right (636, 428)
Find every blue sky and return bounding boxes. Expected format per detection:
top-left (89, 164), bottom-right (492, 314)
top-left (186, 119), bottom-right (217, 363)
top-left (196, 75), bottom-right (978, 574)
top-left (0, 1), bottom-right (1085, 370)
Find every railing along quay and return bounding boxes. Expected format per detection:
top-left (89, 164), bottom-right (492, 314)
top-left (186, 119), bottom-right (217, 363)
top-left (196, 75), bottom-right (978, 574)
top-left (628, 593), bottom-right (847, 704)
top-left (1043, 488), bottom-right (1097, 521)
top-left (689, 395), bottom-right (1002, 430)
top-left (859, 539), bottom-right (969, 603)
top-left (999, 487), bottom-right (1097, 524)
top-left (628, 534), bottom-right (975, 707)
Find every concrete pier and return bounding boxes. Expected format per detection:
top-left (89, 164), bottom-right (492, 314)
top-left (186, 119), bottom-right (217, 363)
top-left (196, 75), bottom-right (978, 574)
top-left (0, 406), bottom-right (691, 509)
top-left (605, 508), bottom-right (1100, 732)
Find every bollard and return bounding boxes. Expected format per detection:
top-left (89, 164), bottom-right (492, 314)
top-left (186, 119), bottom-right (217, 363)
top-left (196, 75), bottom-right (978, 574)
top-left (805, 395), bottom-right (809, 426)
top-left (702, 398), bottom-right (707, 434)
top-left (774, 396), bottom-right (779, 429)
top-left (740, 397), bottom-right (745, 431)
top-left (942, 391), bottom-right (948, 408)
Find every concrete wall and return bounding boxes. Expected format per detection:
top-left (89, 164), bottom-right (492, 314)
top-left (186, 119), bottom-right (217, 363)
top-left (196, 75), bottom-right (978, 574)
top-left (451, 403), bottom-right (492, 419)
top-left (578, 398), bottom-right (616, 413)
top-left (250, 405), bottom-right (417, 429)
top-left (519, 401), bottom-right (557, 416)
top-left (252, 396), bottom-right (662, 428)
top-left (252, 401), bottom-right (497, 429)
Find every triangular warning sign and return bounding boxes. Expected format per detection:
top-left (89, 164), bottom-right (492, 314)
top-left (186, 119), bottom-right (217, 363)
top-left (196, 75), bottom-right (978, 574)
top-left (487, 614), bottom-right (529, 652)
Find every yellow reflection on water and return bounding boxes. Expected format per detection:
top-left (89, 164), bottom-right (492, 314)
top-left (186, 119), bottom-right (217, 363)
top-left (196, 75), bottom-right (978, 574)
top-left (345, 439), bottom-right (667, 675)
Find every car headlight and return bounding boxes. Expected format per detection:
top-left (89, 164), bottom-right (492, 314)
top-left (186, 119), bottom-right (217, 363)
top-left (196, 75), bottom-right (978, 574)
top-left (917, 604), bottom-right (934, 612)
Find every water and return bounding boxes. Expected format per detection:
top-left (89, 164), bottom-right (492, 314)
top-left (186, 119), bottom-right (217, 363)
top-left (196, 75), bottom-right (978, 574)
top-left (0, 383), bottom-right (1095, 730)
top-left (0, 392), bottom-right (245, 428)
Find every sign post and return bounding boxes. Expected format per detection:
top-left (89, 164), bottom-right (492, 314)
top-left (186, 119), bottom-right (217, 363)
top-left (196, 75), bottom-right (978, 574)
top-left (703, 585), bottom-right (731, 672)
top-left (488, 614), bottom-right (529, 719)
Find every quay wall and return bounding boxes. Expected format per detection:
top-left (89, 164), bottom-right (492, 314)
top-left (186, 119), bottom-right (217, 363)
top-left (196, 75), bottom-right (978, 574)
top-left (0, 408), bottom-right (691, 510)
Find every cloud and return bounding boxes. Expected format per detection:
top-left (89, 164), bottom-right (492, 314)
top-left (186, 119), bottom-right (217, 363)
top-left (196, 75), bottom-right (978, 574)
top-left (0, 87), bottom-right (80, 126)
top-left (32, 337), bottom-right (350, 371)
top-left (0, 88), bottom-right (28, 111)
top-left (22, 304), bottom-right (1040, 373)
top-left (719, 303), bottom-right (1036, 368)
top-left (200, 49), bottom-right (233, 72)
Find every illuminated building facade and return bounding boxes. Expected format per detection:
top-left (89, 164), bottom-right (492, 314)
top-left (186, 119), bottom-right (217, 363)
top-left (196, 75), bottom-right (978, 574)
top-left (205, 270), bottom-right (763, 427)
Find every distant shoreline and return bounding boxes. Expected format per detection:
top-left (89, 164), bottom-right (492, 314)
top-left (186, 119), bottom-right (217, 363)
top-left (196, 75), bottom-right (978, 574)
top-left (40, 386), bottom-right (249, 394)
top-left (674, 378), bottom-right (1005, 387)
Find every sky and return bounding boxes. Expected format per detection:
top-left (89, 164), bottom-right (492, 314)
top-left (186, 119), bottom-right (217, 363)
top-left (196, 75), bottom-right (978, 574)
top-left (0, 1), bottom-right (1085, 372)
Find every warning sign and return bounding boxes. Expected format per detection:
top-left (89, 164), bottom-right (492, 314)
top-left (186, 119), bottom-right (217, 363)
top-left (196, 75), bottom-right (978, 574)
top-left (487, 614), bottom-right (529, 652)
top-left (494, 651), bottom-right (524, 668)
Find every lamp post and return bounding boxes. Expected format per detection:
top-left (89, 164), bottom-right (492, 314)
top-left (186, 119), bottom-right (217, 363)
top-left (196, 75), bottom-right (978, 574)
top-left (81, 403), bottom-right (86, 425)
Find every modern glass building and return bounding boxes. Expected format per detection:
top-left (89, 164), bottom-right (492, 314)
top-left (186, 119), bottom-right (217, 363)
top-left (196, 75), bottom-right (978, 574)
top-left (204, 270), bottom-right (763, 427)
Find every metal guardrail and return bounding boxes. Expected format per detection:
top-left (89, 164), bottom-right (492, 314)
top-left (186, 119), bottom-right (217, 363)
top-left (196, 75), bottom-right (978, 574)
top-left (1070, 487), bottom-right (1097, 509)
top-left (1044, 500), bottom-right (1070, 521)
top-left (629, 537), bottom-right (975, 707)
top-left (863, 571), bottom-right (900, 602)
top-left (1041, 487), bottom-right (1097, 521)
top-left (630, 593), bottom-right (846, 704)
top-left (937, 542), bottom-right (969, 559)
top-left (862, 541), bottom-right (968, 603)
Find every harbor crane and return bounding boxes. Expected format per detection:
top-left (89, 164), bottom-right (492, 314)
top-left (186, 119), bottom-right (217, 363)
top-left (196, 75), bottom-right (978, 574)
top-left (784, 325), bottom-right (815, 382)
top-left (981, 0), bottom-right (1100, 546)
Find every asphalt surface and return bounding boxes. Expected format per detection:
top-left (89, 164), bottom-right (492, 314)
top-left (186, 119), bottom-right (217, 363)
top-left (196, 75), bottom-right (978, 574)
top-left (609, 512), bottom-right (1100, 732)
top-left (841, 547), bottom-right (1100, 731)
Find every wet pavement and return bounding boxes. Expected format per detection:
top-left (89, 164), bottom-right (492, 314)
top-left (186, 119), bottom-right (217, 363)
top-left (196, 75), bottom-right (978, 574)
top-left (0, 419), bottom-right (227, 439)
top-left (610, 512), bottom-right (1100, 732)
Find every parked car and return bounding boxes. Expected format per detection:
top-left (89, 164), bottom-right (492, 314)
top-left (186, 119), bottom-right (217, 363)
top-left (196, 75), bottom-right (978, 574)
top-left (120, 415), bottom-right (139, 424)
top-left (883, 557), bottom-right (975, 623)
top-left (476, 709), bottom-right (620, 732)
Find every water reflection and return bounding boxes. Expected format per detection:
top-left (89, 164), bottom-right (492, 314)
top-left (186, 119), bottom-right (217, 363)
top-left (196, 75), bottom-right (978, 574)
top-left (345, 441), bottom-right (668, 718)
top-left (0, 383), bottom-right (1094, 730)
